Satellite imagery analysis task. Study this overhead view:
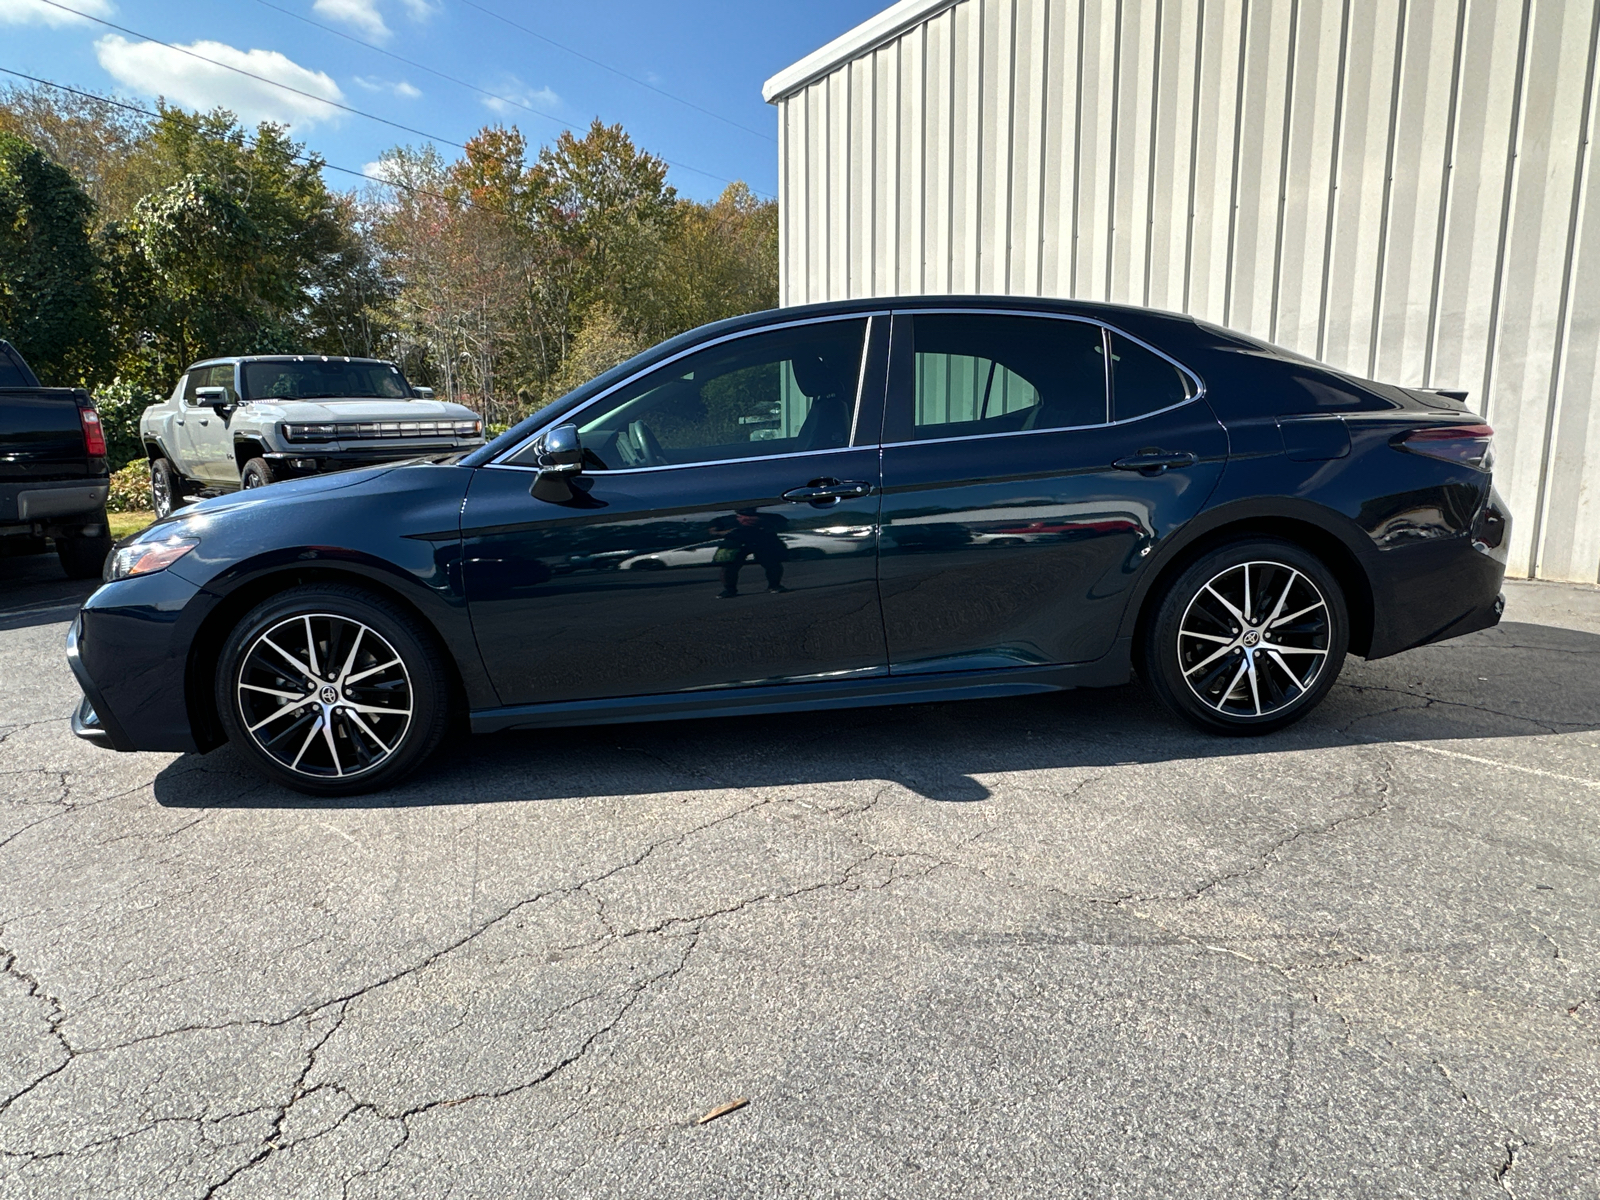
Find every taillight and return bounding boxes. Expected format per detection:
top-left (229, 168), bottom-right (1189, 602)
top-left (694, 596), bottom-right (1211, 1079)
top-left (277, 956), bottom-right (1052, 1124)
top-left (79, 406), bottom-right (106, 457)
top-left (1396, 423), bottom-right (1493, 469)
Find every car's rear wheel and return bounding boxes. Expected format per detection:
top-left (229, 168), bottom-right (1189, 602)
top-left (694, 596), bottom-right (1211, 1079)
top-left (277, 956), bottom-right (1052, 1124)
top-left (1141, 538), bottom-right (1348, 735)
top-left (56, 514), bottom-right (112, 579)
top-left (240, 458), bottom-right (275, 490)
top-left (216, 585), bottom-right (451, 795)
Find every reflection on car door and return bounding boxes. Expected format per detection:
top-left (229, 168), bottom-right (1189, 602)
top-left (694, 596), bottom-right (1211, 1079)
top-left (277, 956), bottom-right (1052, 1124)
top-left (877, 311), bottom-right (1228, 673)
top-left (463, 315), bottom-right (890, 707)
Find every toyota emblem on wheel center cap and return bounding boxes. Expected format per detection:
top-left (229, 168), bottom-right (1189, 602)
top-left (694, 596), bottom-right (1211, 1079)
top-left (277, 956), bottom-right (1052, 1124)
top-left (1242, 630), bottom-right (1260, 647)
top-left (319, 684), bottom-right (338, 705)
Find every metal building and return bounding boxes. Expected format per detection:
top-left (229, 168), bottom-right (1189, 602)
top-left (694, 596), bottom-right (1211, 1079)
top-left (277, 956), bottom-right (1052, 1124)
top-left (763, 0), bottom-right (1600, 583)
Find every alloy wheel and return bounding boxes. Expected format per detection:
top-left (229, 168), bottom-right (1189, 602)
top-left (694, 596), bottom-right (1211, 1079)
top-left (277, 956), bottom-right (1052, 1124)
top-left (151, 465), bottom-right (171, 517)
top-left (1176, 560), bottom-right (1331, 719)
top-left (234, 612), bottom-right (412, 779)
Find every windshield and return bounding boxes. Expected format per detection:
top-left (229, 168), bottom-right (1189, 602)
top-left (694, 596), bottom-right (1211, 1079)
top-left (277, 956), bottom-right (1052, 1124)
top-left (242, 360), bottom-right (412, 401)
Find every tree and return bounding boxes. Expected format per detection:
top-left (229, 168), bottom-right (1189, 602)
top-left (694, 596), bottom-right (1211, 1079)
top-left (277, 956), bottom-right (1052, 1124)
top-left (105, 107), bottom-right (385, 384)
top-left (0, 83), bottom-right (155, 225)
top-left (0, 131), bottom-right (108, 385)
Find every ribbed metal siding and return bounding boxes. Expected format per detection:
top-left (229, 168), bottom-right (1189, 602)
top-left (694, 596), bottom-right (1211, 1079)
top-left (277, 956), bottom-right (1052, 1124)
top-left (774, 0), bottom-right (1600, 583)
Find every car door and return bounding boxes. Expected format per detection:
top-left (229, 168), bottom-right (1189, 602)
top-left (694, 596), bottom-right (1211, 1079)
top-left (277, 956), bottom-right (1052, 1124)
top-left (462, 314), bottom-right (890, 707)
top-left (877, 310), bottom-right (1228, 673)
top-left (177, 365), bottom-right (238, 484)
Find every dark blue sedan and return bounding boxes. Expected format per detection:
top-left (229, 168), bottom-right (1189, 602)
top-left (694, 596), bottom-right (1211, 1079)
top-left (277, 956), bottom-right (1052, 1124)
top-left (68, 298), bottom-right (1509, 795)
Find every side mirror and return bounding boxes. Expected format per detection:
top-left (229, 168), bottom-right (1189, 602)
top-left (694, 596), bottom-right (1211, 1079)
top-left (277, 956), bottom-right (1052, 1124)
top-left (531, 423), bottom-right (584, 502)
top-left (412, 386), bottom-right (434, 399)
top-left (195, 385), bottom-right (231, 412)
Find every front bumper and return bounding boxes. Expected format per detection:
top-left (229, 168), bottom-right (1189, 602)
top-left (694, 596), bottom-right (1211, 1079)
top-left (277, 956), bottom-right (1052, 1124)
top-left (65, 569), bottom-right (217, 754)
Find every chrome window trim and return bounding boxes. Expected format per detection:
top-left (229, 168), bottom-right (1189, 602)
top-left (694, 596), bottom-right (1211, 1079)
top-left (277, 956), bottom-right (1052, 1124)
top-left (484, 442), bottom-right (876, 477)
top-left (879, 394), bottom-right (1207, 451)
top-left (896, 310), bottom-right (1203, 441)
top-left (487, 310), bottom-right (889, 469)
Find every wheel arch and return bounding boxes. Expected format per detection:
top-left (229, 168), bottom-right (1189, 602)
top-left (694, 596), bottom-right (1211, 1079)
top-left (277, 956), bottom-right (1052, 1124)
top-left (184, 563), bottom-right (470, 752)
top-left (1124, 500), bottom-right (1376, 668)
top-left (233, 437), bottom-right (269, 473)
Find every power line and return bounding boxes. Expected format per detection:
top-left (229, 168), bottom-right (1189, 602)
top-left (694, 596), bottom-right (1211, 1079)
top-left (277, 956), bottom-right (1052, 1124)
top-left (0, 66), bottom-right (453, 203)
top-left (452, 0), bottom-right (775, 143)
top-left (34, 0), bottom-right (471, 149)
top-left (37, 0), bottom-right (767, 195)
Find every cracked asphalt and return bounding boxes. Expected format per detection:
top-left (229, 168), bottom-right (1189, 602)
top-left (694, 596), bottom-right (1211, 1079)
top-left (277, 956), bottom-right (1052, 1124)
top-left (2, 555), bottom-right (1599, 1199)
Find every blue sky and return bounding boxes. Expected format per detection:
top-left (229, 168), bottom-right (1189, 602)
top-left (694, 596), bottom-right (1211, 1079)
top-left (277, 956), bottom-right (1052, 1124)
top-left (0, 0), bottom-right (882, 201)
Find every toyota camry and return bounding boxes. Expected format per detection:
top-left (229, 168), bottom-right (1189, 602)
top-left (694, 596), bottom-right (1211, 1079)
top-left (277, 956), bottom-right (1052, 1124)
top-left (67, 298), bottom-right (1509, 795)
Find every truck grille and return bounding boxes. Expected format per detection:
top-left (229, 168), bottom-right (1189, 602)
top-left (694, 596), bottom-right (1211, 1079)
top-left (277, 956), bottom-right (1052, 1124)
top-left (282, 419), bottom-right (483, 442)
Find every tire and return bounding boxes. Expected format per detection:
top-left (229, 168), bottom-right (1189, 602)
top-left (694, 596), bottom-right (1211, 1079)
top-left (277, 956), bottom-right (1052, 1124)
top-left (215, 585), bottom-right (452, 796)
top-left (56, 512), bottom-right (112, 579)
top-left (239, 457), bottom-right (275, 490)
top-left (1141, 537), bottom-right (1348, 736)
top-left (150, 458), bottom-right (182, 518)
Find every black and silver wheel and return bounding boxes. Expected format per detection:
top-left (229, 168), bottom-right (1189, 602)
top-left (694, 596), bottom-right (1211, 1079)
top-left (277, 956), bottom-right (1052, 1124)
top-left (216, 585), bottom-right (450, 795)
top-left (1142, 538), bottom-right (1348, 735)
top-left (240, 458), bottom-right (275, 490)
top-left (150, 458), bottom-right (181, 518)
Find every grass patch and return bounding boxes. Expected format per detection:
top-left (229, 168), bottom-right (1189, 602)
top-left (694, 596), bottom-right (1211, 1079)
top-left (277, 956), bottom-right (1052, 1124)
top-left (108, 511), bottom-right (156, 540)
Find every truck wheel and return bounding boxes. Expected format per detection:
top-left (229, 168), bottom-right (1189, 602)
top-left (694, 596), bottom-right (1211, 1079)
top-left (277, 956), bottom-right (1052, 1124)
top-left (240, 458), bottom-right (275, 490)
top-left (150, 458), bottom-right (183, 518)
top-left (216, 585), bottom-right (452, 796)
top-left (56, 515), bottom-right (112, 580)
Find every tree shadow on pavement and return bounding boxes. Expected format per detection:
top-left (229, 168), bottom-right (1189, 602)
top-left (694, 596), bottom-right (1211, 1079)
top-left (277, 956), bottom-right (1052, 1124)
top-left (150, 617), bottom-right (1600, 811)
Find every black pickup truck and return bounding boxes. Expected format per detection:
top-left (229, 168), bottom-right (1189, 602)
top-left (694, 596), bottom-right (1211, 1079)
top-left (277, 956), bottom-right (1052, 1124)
top-left (0, 340), bottom-right (112, 578)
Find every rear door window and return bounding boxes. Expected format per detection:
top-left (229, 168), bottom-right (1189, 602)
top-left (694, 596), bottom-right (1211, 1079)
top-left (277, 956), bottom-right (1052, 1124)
top-left (908, 314), bottom-right (1107, 439)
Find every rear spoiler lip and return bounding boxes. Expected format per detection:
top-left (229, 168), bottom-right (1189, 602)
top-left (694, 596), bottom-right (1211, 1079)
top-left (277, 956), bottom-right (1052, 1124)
top-left (1429, 388), bottom-right (1470, 404)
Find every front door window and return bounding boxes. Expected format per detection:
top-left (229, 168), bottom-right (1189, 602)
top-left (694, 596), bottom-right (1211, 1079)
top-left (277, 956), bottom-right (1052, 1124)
top-left (509, 319), bottom-right (869, 470)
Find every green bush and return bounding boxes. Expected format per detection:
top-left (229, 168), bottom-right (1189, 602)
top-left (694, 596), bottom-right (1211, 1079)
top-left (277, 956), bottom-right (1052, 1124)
top-left (94, 377), bottom-right (158, 472)
top-left (106, 458), bottom-right (150, 513)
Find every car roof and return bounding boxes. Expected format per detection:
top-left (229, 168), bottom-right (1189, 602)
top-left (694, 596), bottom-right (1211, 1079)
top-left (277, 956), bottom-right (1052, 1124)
top-left (185, 355), bottom-right (401, 370)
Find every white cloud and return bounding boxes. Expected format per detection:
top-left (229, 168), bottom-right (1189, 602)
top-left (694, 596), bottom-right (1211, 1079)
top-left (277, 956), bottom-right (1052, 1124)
top-left (482, 77), bottom-right (559, 117)
top-left (0, 0), bottom-right (113, 27)
top-left (95, 35), bottom-right (345, 130)
top-left (353, 75), bottom-right (421, 99)
top-left (313, 0), bottom-right (388, 41)
top-left (313, 0), bottom-right (435, 42)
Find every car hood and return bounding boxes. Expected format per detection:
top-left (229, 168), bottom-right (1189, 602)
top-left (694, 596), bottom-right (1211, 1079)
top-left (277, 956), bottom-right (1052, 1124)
top-left (241, 397), bottom-right (478, 421)
top-left (136, 464), bottom-right (398, 538)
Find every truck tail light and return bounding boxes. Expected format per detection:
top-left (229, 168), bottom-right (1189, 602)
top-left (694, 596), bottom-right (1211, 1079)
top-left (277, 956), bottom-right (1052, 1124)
top-left (1396, 423), bottom-right (1493, 469)
top-left (79, 406), bottom-right (107, 457)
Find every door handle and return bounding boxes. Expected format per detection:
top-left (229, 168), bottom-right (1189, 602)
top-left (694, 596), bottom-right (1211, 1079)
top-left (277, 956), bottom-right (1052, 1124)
top-left (175, 417), bottom-right (184, 425)
top-left (1112, 450), bottom-right (1196, 475)
top-left (782, 479), bottom-right (874, 505)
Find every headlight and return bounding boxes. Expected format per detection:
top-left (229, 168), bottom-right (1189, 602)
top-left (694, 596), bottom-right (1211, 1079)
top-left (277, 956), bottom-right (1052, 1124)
top-left (282, 422), bottom-right (338, 442)
top-left (106, 536), bottom-right (199, 581)
top-left (455, 420), bottom-right (482, 436)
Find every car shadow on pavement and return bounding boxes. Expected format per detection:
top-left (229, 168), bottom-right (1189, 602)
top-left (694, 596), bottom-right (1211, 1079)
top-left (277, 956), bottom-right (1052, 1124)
top-left (150, 618), bottom-right (1600, 810)
top-left (0, 554), bottom-right (100, 633)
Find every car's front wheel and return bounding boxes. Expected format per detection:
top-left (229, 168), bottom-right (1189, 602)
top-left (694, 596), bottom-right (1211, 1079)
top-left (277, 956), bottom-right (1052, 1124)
top-left (240, 458), bottom-right (275, 490)
top-left (216, 585), bottom-right (451, 795)
top-left (150, 458), bottom-right (183, 518)
top-left (1141, 538), bottom-right (1348, 735)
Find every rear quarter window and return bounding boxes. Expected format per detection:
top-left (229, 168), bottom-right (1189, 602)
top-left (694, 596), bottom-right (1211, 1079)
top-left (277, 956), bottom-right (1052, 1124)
top-left (1109, 334), bottom-right (1194, 421)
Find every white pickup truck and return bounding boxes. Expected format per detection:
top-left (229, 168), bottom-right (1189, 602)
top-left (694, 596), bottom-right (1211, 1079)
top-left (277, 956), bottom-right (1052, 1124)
top-left (139, 355), bottom-right (486, 517)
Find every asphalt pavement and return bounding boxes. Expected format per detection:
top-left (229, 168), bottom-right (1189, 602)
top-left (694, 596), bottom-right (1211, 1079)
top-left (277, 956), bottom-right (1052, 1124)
top-left (1, 550), bottom-right (1597, 1198)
